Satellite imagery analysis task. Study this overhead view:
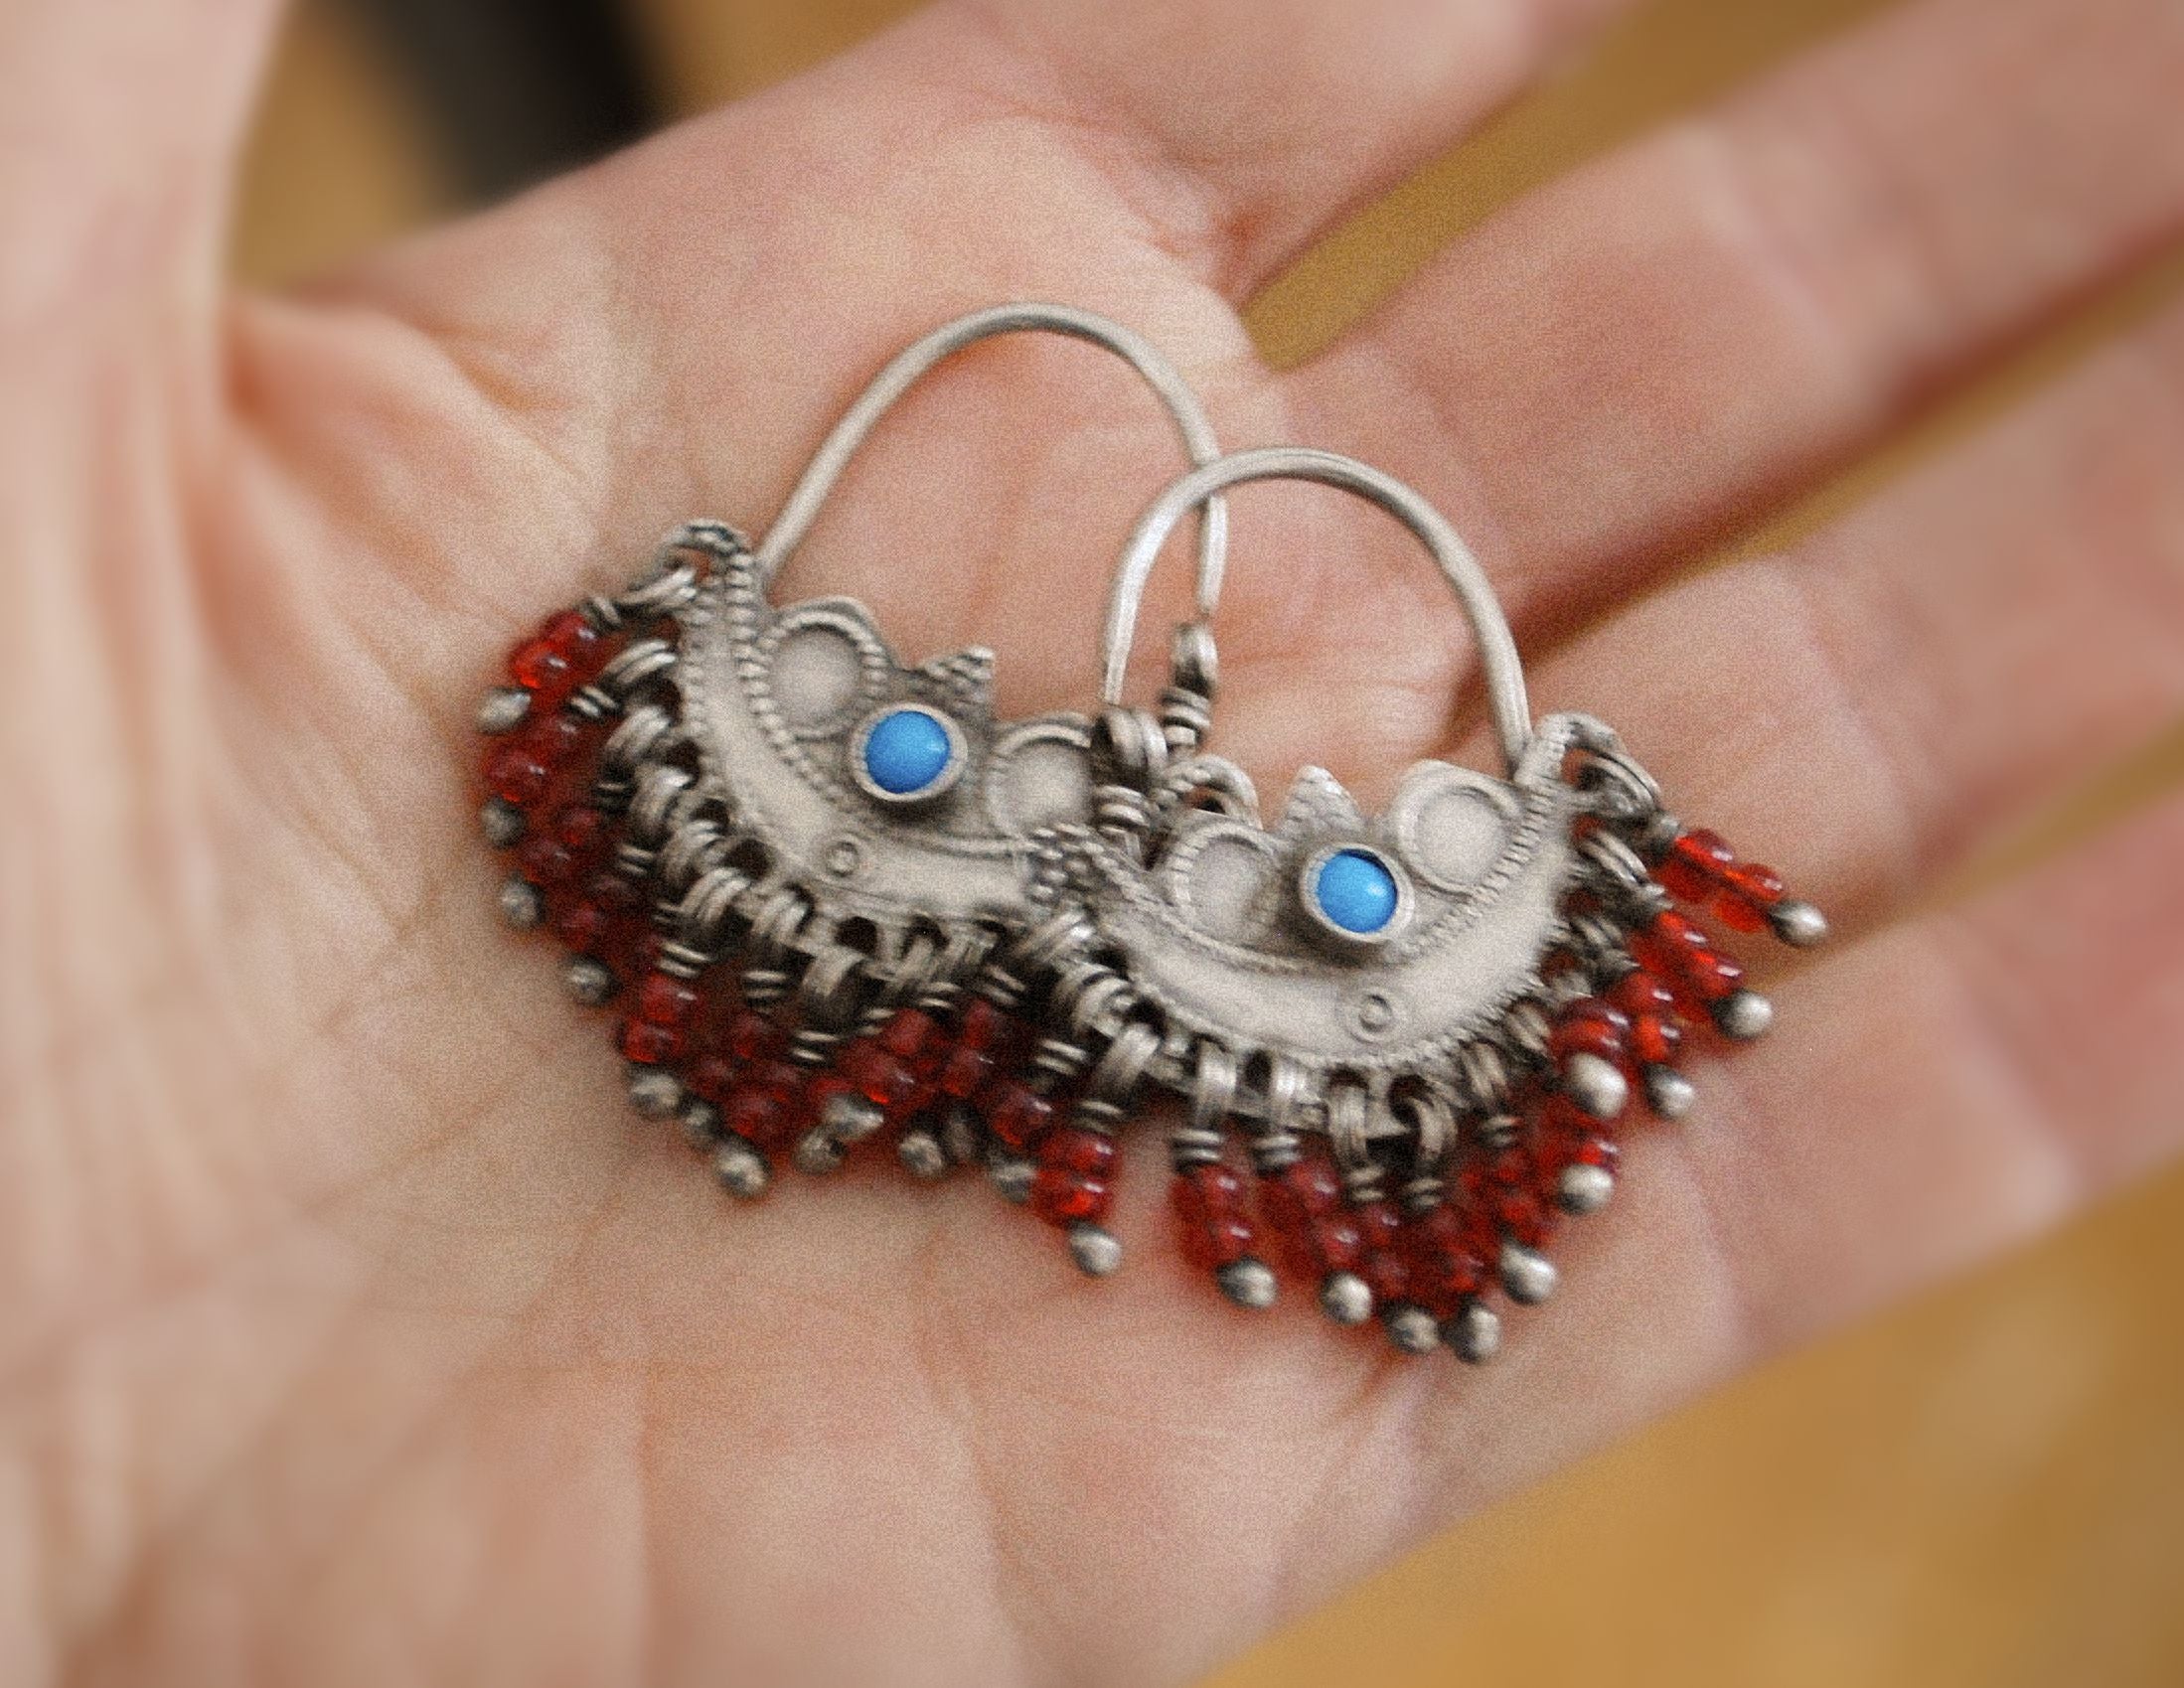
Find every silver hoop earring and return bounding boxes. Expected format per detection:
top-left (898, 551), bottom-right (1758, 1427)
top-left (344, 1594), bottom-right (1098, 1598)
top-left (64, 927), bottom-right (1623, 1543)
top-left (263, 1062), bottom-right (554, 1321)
top-left (989, 447), bottom-right (1827, 1360)
top-left (472, 304), bottom-right (1226, 1194)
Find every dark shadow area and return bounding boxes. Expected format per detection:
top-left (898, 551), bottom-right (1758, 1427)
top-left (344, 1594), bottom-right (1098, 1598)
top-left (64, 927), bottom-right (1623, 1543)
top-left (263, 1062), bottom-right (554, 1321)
top-left (339, 0), bottom-right (666, 198)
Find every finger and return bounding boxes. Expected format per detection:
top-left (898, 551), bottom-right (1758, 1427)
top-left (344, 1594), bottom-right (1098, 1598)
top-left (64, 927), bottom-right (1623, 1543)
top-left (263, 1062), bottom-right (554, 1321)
top-left (1, 0), bottom-right (284, 322)
top-left (952, 0), bottom-right (1640, 295)
top-left (1688, 783), bottom-right (2184, 1359)
top-left (276, 5), bottom-right (1308, 736)
top-left (307, 0), bottom-right (1638, 663)
top-left (1291, 0), bottom-right (2184, 636)
top-left (1398, 782), bottom-right (2184, 1533)
top-left (1479, 290), bottom-right (2184, 952)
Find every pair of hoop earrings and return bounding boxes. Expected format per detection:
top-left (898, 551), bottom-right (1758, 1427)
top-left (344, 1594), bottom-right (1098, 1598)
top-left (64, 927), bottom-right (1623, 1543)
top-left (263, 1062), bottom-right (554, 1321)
top-left (475, 304), bottom-right (1825, 1362)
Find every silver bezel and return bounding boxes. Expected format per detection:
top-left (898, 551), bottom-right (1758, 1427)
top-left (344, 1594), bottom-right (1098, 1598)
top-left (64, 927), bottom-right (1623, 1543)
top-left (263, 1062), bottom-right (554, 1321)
top-left (1295, 842), bottom-right (1414, 953)
top-left (847, 702), bottom-right (969, 807)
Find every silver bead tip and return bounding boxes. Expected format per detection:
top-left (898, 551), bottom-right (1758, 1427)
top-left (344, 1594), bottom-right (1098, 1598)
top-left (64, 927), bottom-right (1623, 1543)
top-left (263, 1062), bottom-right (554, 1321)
top-left (896, 1130), bottom-right (950, 1181)
top-left (1770, 898), bottom-right (1830, 948)
top-left (1713, 989), bottom-right (1776, 1041)
top-left (480, 798), bottom-right (527, 848)
top-left (563, 957), bottom-right (616, 1007)
top-left (819, 1092), bottom-right (884, 1145)
top-left (793, 1130), bottom-right (847, 1176)
top-left (1499, 1241), bottom-right (1560, 1305)
top-left (1443, 1301), bottom-right (1502, 1365)
top-left (626, 1066), bottom-right (684, 1121)
top-left (1383, 1304), bottom-right (1441, 1355)
top-left (679, 1100), bottom-right (723, 1151)
top-left (497, 875), bottom-right (544, 931)
top-left (1068, 1224), bottom-right (1124, 1278)
top-left (1562, 1051), bottom-right (1631, 1121)
top-left (1318, 1272), bottom-right (1374, 1326)
top-left (989, 1155), bottom-right (1034, 1205)
top-left (476, 686), bottom-right (533, 736)
top-left (1557, 1161), bottom-right (1616, 1217)
top-left (711, 1138), bottom-right (771, 1200)
top-left (1216, 1258), bottom-right (1278, 1310)
top-left (1643, 1064), bottom-right (1696, 1120)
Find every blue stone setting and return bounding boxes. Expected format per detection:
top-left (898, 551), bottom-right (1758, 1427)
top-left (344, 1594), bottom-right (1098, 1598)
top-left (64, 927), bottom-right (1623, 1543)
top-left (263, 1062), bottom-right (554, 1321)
top-left (858, 705), bottom-right (958, 798)
top-left (1311, 847), bottom-right (1402, 936)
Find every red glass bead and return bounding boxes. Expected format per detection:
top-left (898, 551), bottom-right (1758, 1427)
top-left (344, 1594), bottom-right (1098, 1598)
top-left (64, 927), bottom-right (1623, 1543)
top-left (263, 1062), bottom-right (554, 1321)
top-left (516, 834), bottom-right (576, 887)
top-left (1484, 1135), bottom-right (1537, 1187)
top-left (1360, 1249), bottom-right (1410, 1306)
top-left (485, 744), bottom-right (551, 810)
top-left (1610, 970), bottom-right (1676, 1019)
top-left (936, 1044), bottom-right (993, 1101)
top-left (1629, 1011), bottom-right (1681, 1068)
top-left (1180, 1212), bottom-right (1256, 1272)
top-left (838, 1039), bottom-right (924, 1113)
top-left (510, 610), bottom-right (604, 708)
top-left (1311, 1213), bottom-right (1365, 1275)
top-left (1265, 1226), bottom-right (1316, 1279)
top-left (1534, 1095), bottom-right (1599, 1166)
top-left (1631, 914), bottom-right (1743, 1015)
top-left (720, 1089), bottom-right (786, 1150)
top-left (1548, 999), bottom-right (1632, 1064)
top-left (585, 869), bottom-right (644, 917)
top-left (1495, 1187), bottom-right (1554, 1249)
top-left (955, 997), bottom-right (1014, 1052)
top-left (688, 1053), bottom-right (738, 1104)
top-left (981, 1079), bottom-right (1056, 1150)
top-left (722, 1060), bottom-right (805, 1149)
top-left (1188, 1161), bottom-right (1248, 1217)
top-left (631, 931), bottom-right (670, 977)
top-left (1030, 1168), bottom-right (1112, 1226)
top-left (1725, 859), bottom-right (1785, 905)
top-left (1173, 1162), bottom-right (1257, 1267)
top-left (521, 711), bottom-right (587, 770)
top-left (1353, 1201), bottom-right (1409, 1304)
top-left (1283, 1157), bottom-right (1344, 1216)
top-left (1404, 1205), bottom-right (1490, 1316)
top-left (878, 1008), bottom-right (942, 1065)
top-left (551, 805), bottom-right (610, 854)
top-left (1658, 829), bottom-right (1737, 901)
top-left (725, 1009), bottom-right (786, 1063)
top-left (1711, 892), bottom-right (1767, 934)
top-left (1174, 1165), bottom-right (1256, 1263)
top-left (1038, 1127), bottom-right (1118, 1178)
top-left (1256, 1176), bottom-right (1301, 1239)
top-left (508, 641), bottom-right (570, 706)
top-left (1714, 861), bottom-right (1787, 932)
top-left (1258, 1156), bottom-right (1344, 1243)
top-left (618, 1017), bottom-right (683, 1065)
top-left (635, 972), bottom-right (702, 1027)
top-left (1354, 1198), bottom-right (1401, 1253)
top-left (1560, 997), bottom-right (1631, 1030)
top-left (1682, 948), bottom-right (1745, 1002)
top-left (549, 899), bottom-right (609, 955)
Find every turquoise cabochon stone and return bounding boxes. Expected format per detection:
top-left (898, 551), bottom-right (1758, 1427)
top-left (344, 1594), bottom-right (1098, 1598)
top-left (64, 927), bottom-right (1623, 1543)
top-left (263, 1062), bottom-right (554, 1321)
top-left (861, 706), bottom-right (956, 796)
top-left (1312, 847), bottom-right (1400, 935)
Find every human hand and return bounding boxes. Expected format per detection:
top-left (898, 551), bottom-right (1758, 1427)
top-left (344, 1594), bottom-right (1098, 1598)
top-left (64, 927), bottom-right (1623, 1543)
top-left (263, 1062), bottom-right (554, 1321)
top-left (8, 0), bottom-right (2183, 1682)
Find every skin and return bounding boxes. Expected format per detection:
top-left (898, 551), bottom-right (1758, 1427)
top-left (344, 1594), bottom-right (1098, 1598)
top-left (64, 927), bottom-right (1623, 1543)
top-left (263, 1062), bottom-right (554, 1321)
top-left (4, 0), bottom-right (2183, 1681)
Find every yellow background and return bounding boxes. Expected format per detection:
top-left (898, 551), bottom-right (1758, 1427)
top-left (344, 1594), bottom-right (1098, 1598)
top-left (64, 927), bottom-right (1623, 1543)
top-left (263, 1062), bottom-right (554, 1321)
top-left (234, 3), bottom-right (2184, 1682)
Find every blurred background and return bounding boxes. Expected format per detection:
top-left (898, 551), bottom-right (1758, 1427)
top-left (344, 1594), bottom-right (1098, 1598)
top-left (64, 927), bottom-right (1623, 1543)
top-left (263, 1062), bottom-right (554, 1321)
top-left (232, 1), bottom-right (2184, 1683)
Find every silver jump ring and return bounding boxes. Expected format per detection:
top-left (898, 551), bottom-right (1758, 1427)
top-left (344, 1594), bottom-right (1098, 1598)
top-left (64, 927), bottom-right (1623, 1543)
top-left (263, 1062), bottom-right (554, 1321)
top-left (1102, 447), bottom-right (1533, 775)
top-left (754, 303), bottom-right (1228, 610)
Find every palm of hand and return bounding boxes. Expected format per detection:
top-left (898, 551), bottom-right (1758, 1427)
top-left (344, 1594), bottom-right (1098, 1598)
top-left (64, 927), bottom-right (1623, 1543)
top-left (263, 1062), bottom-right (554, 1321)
top-left (10, 2), bottom-right (2184, 1683)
